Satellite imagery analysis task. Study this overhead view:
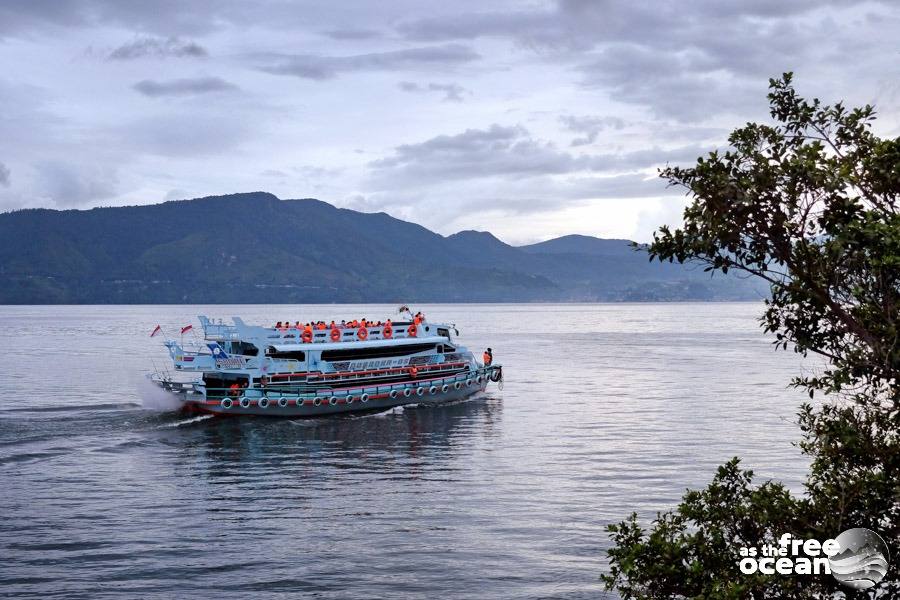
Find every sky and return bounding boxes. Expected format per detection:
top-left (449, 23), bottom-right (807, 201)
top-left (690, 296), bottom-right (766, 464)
top-left (0, 1), bottom-right (898, 244)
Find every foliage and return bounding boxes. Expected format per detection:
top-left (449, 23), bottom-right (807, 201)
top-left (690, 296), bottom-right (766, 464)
top-left (604, 74), bottom-right (900, 598)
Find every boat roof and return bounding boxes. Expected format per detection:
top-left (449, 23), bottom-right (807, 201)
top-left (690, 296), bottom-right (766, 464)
top-left (268, 335), bottom-right (448, 352)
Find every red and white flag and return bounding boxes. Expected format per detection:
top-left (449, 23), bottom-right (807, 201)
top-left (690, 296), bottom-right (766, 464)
top-left (150, 325), bottom-right (162, 337)
top-left (181, 324), bottom-right (193, 334)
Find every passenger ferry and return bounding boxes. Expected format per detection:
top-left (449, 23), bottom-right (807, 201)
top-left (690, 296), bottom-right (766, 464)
top-left (151, 309), bottom-right (502, 416)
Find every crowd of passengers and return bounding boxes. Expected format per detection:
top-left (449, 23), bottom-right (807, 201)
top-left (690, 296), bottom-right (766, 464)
top-left (274, 312), bottom-right (426, 332)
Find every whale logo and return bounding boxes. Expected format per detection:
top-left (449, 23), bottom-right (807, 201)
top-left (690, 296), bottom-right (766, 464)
top-left (829, 528), bottom-right (890, 589)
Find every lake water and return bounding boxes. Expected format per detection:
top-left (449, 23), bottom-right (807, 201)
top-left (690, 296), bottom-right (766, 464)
top-left (0, 303), bottom-right (813, 599)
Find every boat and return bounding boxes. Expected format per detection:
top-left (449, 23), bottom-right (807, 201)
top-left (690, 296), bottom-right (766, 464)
top-left (150, 309), bottom-right (503, 416)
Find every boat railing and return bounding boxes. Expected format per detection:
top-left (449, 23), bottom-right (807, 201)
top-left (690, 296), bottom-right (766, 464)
top-left (306, 361), bottom-right (467, 382)
top-left (266, 321), bottom-right (439, 344)
top-left (204, 364), bottom-right (502, 400)
top-left (177, 341), bottom-right (212, 354)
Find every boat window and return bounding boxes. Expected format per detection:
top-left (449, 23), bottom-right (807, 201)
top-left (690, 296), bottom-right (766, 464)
top-left (321, 343), bottom-right (436, 362)
top-left (231, 341), bottom-right (259, 356)
top-left (202, 374), bottom-right (248, 395)
top-left (266, 348), bottom-right (306, 361)
top-left (437, 328), bottom-right (450, 338)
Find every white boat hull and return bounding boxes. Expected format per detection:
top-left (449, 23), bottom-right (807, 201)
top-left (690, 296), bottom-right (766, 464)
top-left (183, 380), bottom-right (490, 417)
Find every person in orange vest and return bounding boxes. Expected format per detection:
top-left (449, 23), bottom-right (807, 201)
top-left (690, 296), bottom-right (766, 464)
top-left (483, 348), bottom-right (493, 366)
top-left (413, 314), bottom-right (422, 326)
top-left (229, 382), bottom-right (241, 397)
top-left (317, 322), bottom-right (326, 330)
top-left (329, 320), bottom-right (336, 329)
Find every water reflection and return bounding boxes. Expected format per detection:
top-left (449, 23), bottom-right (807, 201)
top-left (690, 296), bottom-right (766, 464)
top-left (175, 395), bottom-right (503, 475)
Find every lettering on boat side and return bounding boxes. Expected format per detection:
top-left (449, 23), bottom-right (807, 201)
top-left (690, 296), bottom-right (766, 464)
top-left (737, 529), bottom-right (889, 589)
top-left (348, 358), bottom-right (409, 371)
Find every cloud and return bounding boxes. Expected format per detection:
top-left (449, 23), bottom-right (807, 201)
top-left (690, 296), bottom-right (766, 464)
top-left (0, 162), bottom-right (10, 187)
top-left (398, 81), bottom-right (470, 102)
top-left (396, 1), bottom-right (889, 121)
top-left (125, 113), bottom-right (250, 157)
top-left (369, 124), bottom-right (707, 185)
top-left (559, 114), bottom-right (625, 146)
top-left (369, 124), bottom-right (565, 181)
top-left (133, 77), bottom-right (238, 97)
top-left (164, 189), bottom-right (187, 201)
top-left (397, 9), bottom-right (558, 45)
top-left (397, 1), bottom-right (873, 49)
top-left (258, 44), bottom-right (480, 80)
top-left (34, 161), bottom-right (118, 207)
top-left (107, 36), bottom-right (207, 60)
top-left (322, 29), bottom-right (382, 40)
top-left (576, 44), bottom-right (765, 121)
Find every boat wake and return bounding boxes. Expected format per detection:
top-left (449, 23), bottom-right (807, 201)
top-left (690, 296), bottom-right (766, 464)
top-left (157, 414), bottom-right (215, 429)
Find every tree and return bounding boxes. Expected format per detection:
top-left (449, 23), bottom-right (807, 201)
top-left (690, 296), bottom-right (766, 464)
top-left (603, 74), bottom-right (900, 599)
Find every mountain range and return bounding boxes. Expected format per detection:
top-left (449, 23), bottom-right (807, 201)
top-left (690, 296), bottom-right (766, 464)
top-left (0, 192), bottom-right (766, 303)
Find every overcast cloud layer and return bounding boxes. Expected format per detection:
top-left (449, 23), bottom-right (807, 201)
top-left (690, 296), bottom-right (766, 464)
top-left (1, 0), bottom-right (898, 243)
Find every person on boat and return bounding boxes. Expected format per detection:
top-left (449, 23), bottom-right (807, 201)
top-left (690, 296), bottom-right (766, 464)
top-left (413, 313), bottom-right (422, 325)
top-left (340, 319), bottom-right (346, 328)
top-left (483, 348), bottom-right (493, 366)
top-left (229, 382), bottom-right (241, 397)
top-left (330, 320), bottom-right (337, 329)
top-left (316, 322), bottom-right (326, 330)
top-left (275, 321), bottom-right (282, 329)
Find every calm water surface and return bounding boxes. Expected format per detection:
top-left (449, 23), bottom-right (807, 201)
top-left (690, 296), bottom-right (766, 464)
top-left (0, 303), bottom-right (813, 599)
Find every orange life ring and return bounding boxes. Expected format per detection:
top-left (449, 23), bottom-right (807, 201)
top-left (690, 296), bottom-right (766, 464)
top-left (301, 329), bottom-right (313, 343)
top-left (382, 324), bottom-right (393, 339)
top-left (330, 327), bottom-right (341, 342)
top-left (357, 326), bottom-right (368, 341)
top-left (407, 324), bottom-right (417, 338)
